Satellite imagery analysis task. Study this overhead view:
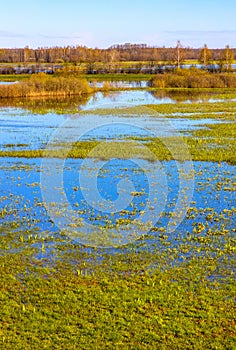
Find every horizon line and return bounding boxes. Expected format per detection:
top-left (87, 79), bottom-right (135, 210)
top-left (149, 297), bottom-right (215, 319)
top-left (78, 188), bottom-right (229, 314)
top-left (0, 42), bottom-right (235, 50)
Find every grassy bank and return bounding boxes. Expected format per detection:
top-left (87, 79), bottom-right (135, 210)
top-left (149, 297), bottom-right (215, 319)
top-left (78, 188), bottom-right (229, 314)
top-left (0, 74), bottom-right (30, 82)
top-left (83, 73), bottom-right (152, 81)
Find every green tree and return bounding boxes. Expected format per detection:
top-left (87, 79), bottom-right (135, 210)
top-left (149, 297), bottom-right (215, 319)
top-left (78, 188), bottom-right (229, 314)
top-left (199, 44), bottom-right (211, 67)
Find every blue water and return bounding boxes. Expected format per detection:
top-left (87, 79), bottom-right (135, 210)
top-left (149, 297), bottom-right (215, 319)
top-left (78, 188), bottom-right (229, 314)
top-left (1, 158), bottom-right (235, 247)
top-left (0, 106), bottom-right (227, 151)
top-left (0, 81), bottom-right (18, 85)
top-left (0, 86), bottom-right (235, 257)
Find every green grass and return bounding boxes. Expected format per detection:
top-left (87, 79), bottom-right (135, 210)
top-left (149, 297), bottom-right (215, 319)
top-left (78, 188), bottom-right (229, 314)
top-left (88, 100), bottom-right (236, 119)
top-left (1, 98), bottom-right (235, 164)
top-left (0, 72), bottom-right (151, 83)
top-left (1, 221), bottom-right (235, 349)
top-left (1, 121), bottom-right (235, 164)
top-left (145, 100), bottom-right (236, 118)
top-left (83, 73), bottom-right (152, 81)
top-left (0, 74), bottom-right (30, 81)
top-left (1, 88), bottom-right (236, 349)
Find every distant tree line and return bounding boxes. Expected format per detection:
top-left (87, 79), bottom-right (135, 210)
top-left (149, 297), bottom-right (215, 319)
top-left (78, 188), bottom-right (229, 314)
top-left (0, 43), bottom-right (235, 74)
top-left (0, 43), bottom-right (235, 63)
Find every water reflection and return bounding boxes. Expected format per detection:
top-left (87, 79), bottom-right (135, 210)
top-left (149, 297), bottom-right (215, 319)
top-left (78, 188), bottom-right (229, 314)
top-left (0, 82), bottom-right (235, 113)
top-left (88, 80), bottom-right (147, 88)
top-left (0, 95), bottom-right (90, 113)
top-left (82, 90), bottom-right (174, 110)
top-left (83, 89), bottom-right (236, 110)
top-left (0, 81), bottom-right (18, 85)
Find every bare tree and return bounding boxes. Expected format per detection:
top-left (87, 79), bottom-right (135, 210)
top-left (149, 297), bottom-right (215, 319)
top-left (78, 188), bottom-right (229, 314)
top-left (220, 45), bottom-right (234, 71)
top-left (199, 44), bottom-right (211, 67)
top-left (173, 41), bottom-right (185, 69)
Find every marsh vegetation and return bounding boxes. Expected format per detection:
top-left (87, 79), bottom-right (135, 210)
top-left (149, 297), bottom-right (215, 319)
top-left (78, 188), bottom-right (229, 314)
top-left (0, 73), bottom-right (91, 98)
top-left (0, 72), bottom-right (235, 349)
top-left (149, 69), bottom-right (236, 88)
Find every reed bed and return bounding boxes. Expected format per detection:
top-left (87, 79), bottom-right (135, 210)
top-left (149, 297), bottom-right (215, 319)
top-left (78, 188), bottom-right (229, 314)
top-left (0, 73), bottom-right (92, 98)
top-left (149, 69), bottom-right (236, 88)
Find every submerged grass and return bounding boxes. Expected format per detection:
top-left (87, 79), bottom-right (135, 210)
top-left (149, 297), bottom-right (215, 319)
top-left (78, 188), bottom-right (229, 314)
top-left (78, 99), bottom-right (236, 120)
top-left (145, 100), bottom-right (236, 117)
top-left (0, 122), bottom-right (235, 164)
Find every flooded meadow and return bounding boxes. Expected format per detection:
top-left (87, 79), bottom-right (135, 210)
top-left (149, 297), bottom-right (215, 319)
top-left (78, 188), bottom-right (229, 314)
top-left (1, 86), bottom-right (235, 349)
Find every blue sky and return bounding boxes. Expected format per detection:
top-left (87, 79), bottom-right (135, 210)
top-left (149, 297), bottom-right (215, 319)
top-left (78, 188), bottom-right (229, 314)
top-left (0, 0), bottom-right (236, 48)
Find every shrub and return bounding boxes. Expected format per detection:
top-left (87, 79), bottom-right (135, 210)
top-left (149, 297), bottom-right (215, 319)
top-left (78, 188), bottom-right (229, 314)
top-left (149, 70), bottom-right (236, 89)
top-left (0, 73), bottom-right (92, 98)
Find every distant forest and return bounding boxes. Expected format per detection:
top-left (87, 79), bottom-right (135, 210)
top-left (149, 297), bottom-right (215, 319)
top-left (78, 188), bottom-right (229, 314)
top-left (0, 43), bottom-right (235, 64)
